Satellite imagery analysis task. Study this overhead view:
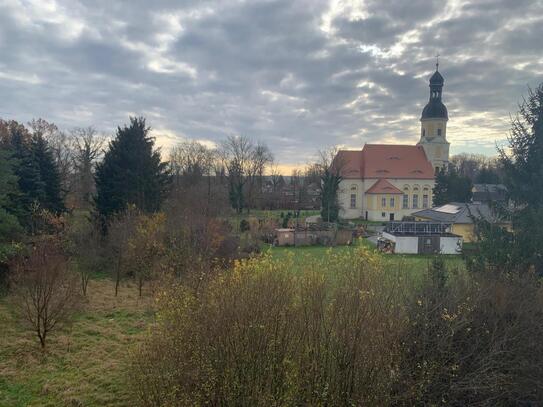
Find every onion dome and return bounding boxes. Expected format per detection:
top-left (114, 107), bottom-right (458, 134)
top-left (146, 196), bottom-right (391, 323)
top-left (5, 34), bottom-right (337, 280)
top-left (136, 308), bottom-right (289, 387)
top-left (421, 65), bottom-right (448, 120)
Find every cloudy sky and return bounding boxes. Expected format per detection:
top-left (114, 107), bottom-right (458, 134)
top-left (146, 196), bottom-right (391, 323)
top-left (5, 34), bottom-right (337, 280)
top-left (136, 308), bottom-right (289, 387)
top-left (1, 0), bottom-right (542, 171)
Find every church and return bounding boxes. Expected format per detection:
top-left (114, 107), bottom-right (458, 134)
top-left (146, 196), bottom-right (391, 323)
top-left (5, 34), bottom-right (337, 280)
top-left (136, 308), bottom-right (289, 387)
top-left (334, 65), bottom-right (450, 221)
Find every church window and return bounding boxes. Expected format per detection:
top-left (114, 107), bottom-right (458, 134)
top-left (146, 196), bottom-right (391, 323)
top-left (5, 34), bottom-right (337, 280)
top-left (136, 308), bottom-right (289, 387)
top-left (381, 197), bottom-right (387, 207)
top-left (437, 128), bottom-right (442, 137)
top-left (390, 197), bottom-right (395, 207)
top-left (413, 194), bottom-right (419, 209)
top-left (350, 194), bottom-right (356, 209)
top-left (381, 212), bottom-right (386, 218)
top-left (402, 194), bottom-right (409, 209)
top-left (423, 194), bottom-right (429, 208)
top-left (422, 128), bottom-right (425, 138)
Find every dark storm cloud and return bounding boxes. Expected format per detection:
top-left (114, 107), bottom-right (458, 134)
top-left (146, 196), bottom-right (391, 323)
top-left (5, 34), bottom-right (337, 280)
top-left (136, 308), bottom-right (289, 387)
top-left (0, 0), bottom-right (542, 167)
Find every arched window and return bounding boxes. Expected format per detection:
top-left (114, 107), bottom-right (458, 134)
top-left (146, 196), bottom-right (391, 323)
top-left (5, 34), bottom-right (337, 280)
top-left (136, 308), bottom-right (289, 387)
top-left (350, 185), bottom-right (357, 208)
top-left (423, 186), bottom-right (431, 208)
top-left (412, 186), bottom-right (420, 209)
top-left (402, 186), bottom-right (410, 209)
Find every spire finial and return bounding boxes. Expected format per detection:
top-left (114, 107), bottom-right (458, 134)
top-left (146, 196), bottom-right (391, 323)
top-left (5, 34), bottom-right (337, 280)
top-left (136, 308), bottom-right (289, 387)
top-left (435, 53), bottom-right (440, 70)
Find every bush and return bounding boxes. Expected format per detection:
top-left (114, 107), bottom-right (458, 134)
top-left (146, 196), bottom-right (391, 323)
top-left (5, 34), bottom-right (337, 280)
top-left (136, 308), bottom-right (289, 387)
top-left (130, 252), bottom-right (543, 406)
top-left (396, 268), bottom-right (543, 405)
top-left (129, 248), bottom-right (406, 406)
top-left (239, 219), bottom-right (250, 232)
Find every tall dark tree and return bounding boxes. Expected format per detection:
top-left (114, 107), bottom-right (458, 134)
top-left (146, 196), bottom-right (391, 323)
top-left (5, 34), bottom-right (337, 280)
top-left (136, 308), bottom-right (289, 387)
top-left (31, 134), bottom-right (65, 214)
top-left (1, 120), bottom-right (44, 225)
top-left (471, 84), bottom-right (543, 274)
top-left (0, 148), bottom-right (23, 262)
top-left (433, 165), bottom-right (473, 206)
top-left (320, 168), bottom-right (342, 222)
top-left (475, 166), bottom-right (502, 184)
top-left (94, 117), bottom-right (170, 222)
top-left (317, 148), bottom-right (343, 223)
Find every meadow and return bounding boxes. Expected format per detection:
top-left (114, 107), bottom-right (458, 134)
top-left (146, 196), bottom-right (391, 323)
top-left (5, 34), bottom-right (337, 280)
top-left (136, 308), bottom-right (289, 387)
top-left (0, 278), bottom-right (153, 407)
top-left (0, 240), bottom-right (464, 406)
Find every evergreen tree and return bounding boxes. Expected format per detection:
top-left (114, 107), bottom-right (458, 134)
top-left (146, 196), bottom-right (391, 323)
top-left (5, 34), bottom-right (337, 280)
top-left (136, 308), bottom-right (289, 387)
top-left (471, 84), bottom-right (543, 274)
top-left (433, 167), bottom-right (449, 206)
top-left (433, 165), bottom-right (472, 206)
top-left (31, 134), bottom-right (65, 213)
top-left (320, 168), bottom-right (341, 222)
top-left (94, 117), bottom-right (170, 222)
top-left (0, 148), bottom-right (23, 262)
top-left (2, 121), bottom-right (45, 225)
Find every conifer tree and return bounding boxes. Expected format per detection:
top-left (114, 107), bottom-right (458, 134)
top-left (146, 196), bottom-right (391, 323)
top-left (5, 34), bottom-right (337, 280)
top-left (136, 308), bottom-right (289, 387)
top-left (432, 167), bottom-right (449, 206)
top-left (94, 117), bottom-right (170, 222)
top-left (320, 168), bottom-right (341, 222)
top-left (472, 84), bottom-right (543, 274)
top-left (432, 165), bottom-right (472, 206)
top-left (2, 121), bottom-right (44, 225)
top-left (31, 134), bottom-right (65, 213)
top-left (0, 148), bottom-right (23, 261)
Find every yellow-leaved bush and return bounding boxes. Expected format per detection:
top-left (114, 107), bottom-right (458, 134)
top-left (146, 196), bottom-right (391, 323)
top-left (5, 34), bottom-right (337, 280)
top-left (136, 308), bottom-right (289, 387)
top-left (129, 246), bottom-right (543, 406)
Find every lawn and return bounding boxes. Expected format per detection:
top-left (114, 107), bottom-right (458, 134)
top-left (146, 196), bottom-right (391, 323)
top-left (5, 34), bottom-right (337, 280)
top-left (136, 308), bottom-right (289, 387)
top-left (0, 279), bottom-right (154, 407)
top-left (266, 238), bottom-right (465, 275)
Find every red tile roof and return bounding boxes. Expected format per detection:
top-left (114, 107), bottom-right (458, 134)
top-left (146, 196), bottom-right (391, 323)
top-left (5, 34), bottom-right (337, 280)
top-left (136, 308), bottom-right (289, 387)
top-left (333, 144), bottom-right (434, 180)
top-left (365, 179), bottom-right (403, 194)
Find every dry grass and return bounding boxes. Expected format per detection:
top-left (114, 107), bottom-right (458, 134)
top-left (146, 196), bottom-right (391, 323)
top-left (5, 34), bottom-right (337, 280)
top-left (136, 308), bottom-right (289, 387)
top-left (0, 278), bottom-right (154, 407)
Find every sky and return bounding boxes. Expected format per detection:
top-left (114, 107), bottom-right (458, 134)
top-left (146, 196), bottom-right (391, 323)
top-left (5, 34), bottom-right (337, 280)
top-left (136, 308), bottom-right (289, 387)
top-left (1, 0), bottom-right (542, 172)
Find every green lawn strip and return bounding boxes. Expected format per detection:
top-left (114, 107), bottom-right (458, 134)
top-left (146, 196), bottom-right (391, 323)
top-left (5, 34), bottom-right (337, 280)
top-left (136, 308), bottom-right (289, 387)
top-left (266, 238), bottom-right (465, 277)
top-left (0, 280), bottom-right (153, 407)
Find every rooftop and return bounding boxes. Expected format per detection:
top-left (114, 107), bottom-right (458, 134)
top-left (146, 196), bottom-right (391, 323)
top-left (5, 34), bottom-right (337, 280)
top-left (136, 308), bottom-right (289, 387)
top-left (412, 202), bottom-right (503, 224)
top-left (333, 144), bottom-right (435, 180)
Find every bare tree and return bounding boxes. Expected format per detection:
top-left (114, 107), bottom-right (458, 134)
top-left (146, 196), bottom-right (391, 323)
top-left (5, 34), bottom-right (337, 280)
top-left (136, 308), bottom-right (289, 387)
top-left (71, 127), bottom-right (105, 208)
top-left (65, 216), bottom-right (103, 296)
top-left (220, 136), bottom-right (273, 213)
top-left (10, 240), bottom-right (81, 348)
top-left (220, 136), bottom-right (255, 214)
top-left (169, 141), bottom-right (215, 184)
top-left (246, 141), bottom-right (273, 211)
top-left (106, 206), bottom-right (139, 296)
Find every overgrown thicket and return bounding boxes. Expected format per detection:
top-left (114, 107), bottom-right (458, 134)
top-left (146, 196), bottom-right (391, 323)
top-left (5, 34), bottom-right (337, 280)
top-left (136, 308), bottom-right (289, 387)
top-left (130, 250), bottom-right (543, 406)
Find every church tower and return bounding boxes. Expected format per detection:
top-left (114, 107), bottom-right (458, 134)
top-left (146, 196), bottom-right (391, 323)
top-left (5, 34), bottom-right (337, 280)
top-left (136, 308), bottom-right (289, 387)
top-left (418, 62), bottom-right (450, 172)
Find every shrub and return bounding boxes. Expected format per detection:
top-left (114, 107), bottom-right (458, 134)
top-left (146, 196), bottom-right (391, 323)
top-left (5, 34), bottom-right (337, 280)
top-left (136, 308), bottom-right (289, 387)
top-left (129, 248), bottom-right (406, 406)
top-left (239, 219), bottom-right (250, 232)
top-left (10, 239), bottom-right (81, 348)
top-left (130, 251), bottom-right (543, 406)
top-left (396, 268), bottom-right (543, 405)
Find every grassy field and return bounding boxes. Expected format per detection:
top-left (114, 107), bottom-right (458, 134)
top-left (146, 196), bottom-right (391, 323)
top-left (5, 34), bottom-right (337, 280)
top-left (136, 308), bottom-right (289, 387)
top-left (0, 278), bottom-right (154, 407)
top-left (266, 238), bottom-right (465, 275)
top-left (0, 238), bottom-right (466, 406)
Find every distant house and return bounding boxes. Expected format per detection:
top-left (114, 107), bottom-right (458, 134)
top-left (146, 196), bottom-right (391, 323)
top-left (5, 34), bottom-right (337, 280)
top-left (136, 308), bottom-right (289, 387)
top-left (472, 184), bottom-right (507, 203)
top-left (412, 202), bottom-right (510, 242)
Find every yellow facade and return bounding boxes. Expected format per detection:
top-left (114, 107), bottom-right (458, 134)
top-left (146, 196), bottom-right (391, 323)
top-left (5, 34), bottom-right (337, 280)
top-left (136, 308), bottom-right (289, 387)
top-left (451, 224), bottom-right (476, 243)
top-left (340, 179), bottom-right (436, 220)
